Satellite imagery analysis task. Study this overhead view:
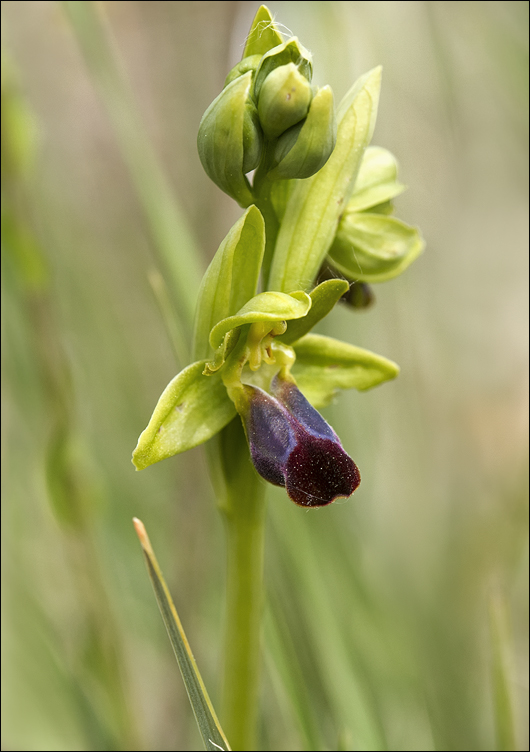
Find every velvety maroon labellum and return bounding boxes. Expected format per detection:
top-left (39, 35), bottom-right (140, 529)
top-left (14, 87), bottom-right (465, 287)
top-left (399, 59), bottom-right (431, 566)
top-left (240, 379), bottom-right (360, 507)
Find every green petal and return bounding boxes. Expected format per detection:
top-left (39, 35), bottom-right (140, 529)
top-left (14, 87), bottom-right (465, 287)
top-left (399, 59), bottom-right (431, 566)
top-left (242, 5), bottom-right (283, 59)
top-left (132, 362), bottom-right (236, 470)
top-left (292, 333), bottom-right (399, 407)
top-left (281, 279), bottom-right (349, 345)
top-left (197, 72), bottom-right (257, 207)
top-left (329, 212), bottom-right (425, 282)
top-left (268, 66), bottom-right (382, 292)
top-left (348, 146), bottom-right (406, 212)
top-left (268, 86), bottom-right (336, 180)
top-left (193, 206), bottom-right (265, 360)
top-left (209, 291), bottom-right (311, 350)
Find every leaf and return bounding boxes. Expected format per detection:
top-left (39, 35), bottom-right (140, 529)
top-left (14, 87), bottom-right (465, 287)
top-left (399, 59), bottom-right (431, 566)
top-left (268, 67), bottom-right (382, 292)
top-left (347, 146), bottom-right (406, 213)
top-left (132, 361), bottom-right (236, 470)
top-left (281, 279), bottom-right (349, 345)
top-left (209, 291), bottom-right (311, 350)
top-left (291, 333), bottom-right (399, 407)
top-left (133, 519), bottom-right (231, 752)
top-left (329, 212), bottom-right (425, 282)
top-left (197, 73), bottom-right (255, 208)
top-left (242, 5), bottom-right (283, 59)
top-left (193, 206), bottom-right (265, 360)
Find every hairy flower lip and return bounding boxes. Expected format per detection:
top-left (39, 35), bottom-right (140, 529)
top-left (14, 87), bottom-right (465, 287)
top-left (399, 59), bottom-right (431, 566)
top-left (241, 379), bottom-right (360, 507)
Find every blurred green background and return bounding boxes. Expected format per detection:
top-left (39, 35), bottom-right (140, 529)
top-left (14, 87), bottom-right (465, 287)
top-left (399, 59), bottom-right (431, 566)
top-left (2, 1), bottom-right (528, 750)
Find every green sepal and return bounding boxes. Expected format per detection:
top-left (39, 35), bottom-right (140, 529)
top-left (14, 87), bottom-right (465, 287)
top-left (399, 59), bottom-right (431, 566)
top-left (366, 200), bottom-right (394, 215)
top-left (268, 86), bottom-right (336, 180)
top-left (281, 279), bottom-right (349, 345)
top-left (242, 5), bottom-right (283, 59)
top-left (253, 38), bottom-right (313, 100)
top-left (209, 290), bottom-right (311, 350)
top-left (268, 66), bottom-right (382, 292)
top-left (193, 206), bottom-right (265, 360)
top-left (132, 361), bottom-right (236, 470)
top-left (348, 146), bottom-right (405, 212)
top-left (197, 72), bottom-right (260, 207)
top-left (291, 333), bottom-right (400, 407)
top-left (328, 212), bottom-right (424, 282)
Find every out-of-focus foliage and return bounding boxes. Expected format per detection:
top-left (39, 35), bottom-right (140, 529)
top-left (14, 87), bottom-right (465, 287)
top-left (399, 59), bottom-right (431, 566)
top-left (2, 2), bottom-right (528, 751)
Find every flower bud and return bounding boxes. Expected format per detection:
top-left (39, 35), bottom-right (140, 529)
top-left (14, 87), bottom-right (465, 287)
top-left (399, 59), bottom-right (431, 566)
top-left (268, 86), bottom-right (336, 180)
top-left (316, 264), bottom-right (375, 310)
top-left (253, 38), bottom-right (313, 101)
top-left (328, 212), bottom-right (424, 283)
top-left (224, 55), bottom-right (262, 88)
top-left (197, 72), bottom-right (263, 206)
top-left (257, 63), bottom-right (312, 139)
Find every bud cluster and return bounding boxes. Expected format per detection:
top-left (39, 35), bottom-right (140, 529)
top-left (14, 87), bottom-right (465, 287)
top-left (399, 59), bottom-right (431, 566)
top-left (197, 15), bottom-right (336, 206)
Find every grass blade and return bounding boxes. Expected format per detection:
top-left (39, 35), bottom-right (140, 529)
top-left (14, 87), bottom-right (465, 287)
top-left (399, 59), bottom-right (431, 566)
top-left (133, 518), bottom-right (231, 752)
top-left (489, 591), bottom-right (518, 752)
top-left (61, 0), bottom-right (203, 340)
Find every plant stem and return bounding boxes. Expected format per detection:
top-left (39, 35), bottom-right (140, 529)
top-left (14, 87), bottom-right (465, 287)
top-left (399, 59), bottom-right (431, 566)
top-left (210, 419), bottom-right (267, 751)
top-left (253, 146), bottom-right (280, 290)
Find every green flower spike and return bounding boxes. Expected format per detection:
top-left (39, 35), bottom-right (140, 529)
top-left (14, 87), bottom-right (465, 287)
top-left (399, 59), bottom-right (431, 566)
top-left (134, 5), bottom-right (423, 510)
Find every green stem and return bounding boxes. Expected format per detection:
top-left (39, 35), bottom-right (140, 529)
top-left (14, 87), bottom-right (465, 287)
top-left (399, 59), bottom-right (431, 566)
top-left (209, 419), bottom-right (267, 751)
top-left (253, 146), bottom-right (280, 290)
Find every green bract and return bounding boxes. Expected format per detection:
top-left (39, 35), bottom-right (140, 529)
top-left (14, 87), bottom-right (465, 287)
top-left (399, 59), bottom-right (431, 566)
top-left (133, 5), bottom-right (424, 476)
top-left (268, 66), bottom-right (383, 292)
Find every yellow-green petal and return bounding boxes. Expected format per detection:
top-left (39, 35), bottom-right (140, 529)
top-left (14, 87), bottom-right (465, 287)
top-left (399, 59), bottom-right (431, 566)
top-left (209, 290), bottom-right (311, 350)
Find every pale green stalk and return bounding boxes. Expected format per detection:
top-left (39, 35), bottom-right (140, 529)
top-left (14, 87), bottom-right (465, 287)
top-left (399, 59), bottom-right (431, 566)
top-left (208, 421), bottom-right (267, 751)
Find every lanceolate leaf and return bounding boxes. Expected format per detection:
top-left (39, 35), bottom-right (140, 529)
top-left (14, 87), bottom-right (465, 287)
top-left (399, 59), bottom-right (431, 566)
top-left (193, 206), bottom-right (265, 359)
top-left (209, 291), bottom-right (311, 350)
top-left (133, 519), bottom-right (231, 752)
top-left (268, 66), bottom-right (382, 293)
top-left (291, 333), bottom-right (399, 407)
top-left (132, 361), bottom-right (236, 470)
